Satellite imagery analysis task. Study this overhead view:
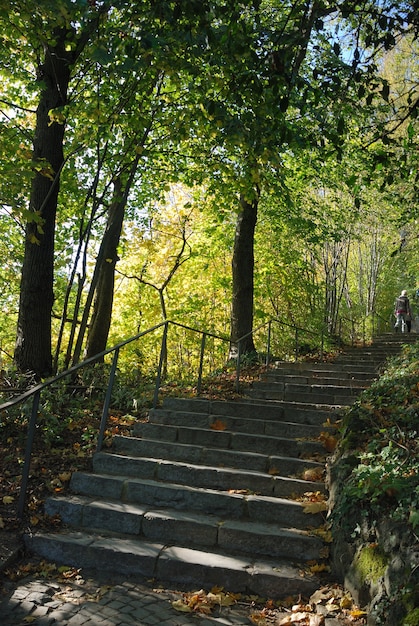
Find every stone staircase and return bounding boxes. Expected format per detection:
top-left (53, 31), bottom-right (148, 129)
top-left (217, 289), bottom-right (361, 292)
top-left (24, 333), bottom-right (415, 599)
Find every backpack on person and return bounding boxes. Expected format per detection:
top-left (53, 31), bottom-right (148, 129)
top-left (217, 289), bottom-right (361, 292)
top-left (395, 296), bottom-right (408, 313)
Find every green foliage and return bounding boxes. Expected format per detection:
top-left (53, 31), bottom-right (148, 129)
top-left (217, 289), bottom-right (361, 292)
top-left (0, 0), bottom-right (419, 372)
top-left (332, 342), bottom-right (419, 531)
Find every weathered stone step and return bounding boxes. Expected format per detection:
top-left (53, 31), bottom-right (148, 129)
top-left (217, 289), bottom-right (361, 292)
top-left (70, 472), bottom-right (325, 529)
top-left (253, 381), bottom-right (368, 395)
top-left (133, 417), bottom-right (329, 445)
top-left (111, 432), bottom-right (325, 466)
top-left (333, 356), bottom-right (388, 365)
top-left (24, 530), bottom-right (321, 599)
top-left (23, 333), bottom-right (413, 600)
top-left (251, 385), bottom-right (364, 405)
top-left (158, 397), bottom-right (343, 424)
top-left (92, 451), bottom-right (325, 498)
top-left (262, 373), bottom-right (375, 385)
top-left (44, 494), bottom-right (324, 561)
top-left (148, 408), bottom-right (336, 433)
top-left (271, 362), bottom-right (379, 374)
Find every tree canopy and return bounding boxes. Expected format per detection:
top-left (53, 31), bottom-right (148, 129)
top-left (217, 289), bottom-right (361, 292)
top-left (0, 0), bottom-right (419, 377)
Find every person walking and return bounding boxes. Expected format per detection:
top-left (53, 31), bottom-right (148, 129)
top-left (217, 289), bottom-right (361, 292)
top-left (394, 289), bottom-right (412, 333)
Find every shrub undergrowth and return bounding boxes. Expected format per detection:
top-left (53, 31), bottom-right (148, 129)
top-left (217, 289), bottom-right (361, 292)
top-left (330, 340), bottom-right (419, 624)
top-left (333, 341), bottom-right (419, 530)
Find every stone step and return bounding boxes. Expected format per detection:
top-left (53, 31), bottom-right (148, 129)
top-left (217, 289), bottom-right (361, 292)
top-left (148, 407), bottom-right (336, 431)
top-left (43, 495), bottom-right (325, 561)
top-left (134, 417), bottom-right (330, 444)
top-left (24, 530), bottom-right (322, 599)
top-left (26, 336), bottom-right (405, 600)
top-left (251, 387), bottom-right (363, 405)
top-left (253, 381), bottom-right (368, 395)
top-left (271, 362), bottom-right (379, 374)
top-left (111, 433), bottom-right (325, 467)
top-left (92, 451), bottom-right (325, 498)
top-left (262, 373), bottom-right (375, 385)
top-left (69, 472), bottom-right (325, 529)
top-left (158, 397), bottom-right (343, 423)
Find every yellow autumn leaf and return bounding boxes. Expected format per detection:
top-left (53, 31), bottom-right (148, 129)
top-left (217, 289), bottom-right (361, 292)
top-left (28, 232), bottom-right (40, 245)
top-left (349, 608), bottom-right (368, 618)
top-left (310, 563), bottom-right (331, 573)
top-left (172, 599), bottom-right (193, 612)
top-left (3, 495), bottom-right (14, 504)
top-left (58, 472), bottom-right (72, 482)
top-left (339, 594), bottom-right (353, 609)
top-left (303, 501), bottom-right (328, 514)
top-left (207, 591), bottom-right (236, 606)
top-left (311, 527), bottom-right (333, 542)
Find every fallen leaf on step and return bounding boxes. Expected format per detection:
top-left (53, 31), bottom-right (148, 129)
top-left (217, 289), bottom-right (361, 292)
top-left (211, 419), bottom-right (227, 430)
top-left (318, 432), bottom-right (338, 452)
top-left (250, 611), bottom-right (269, 624)
top-left (302, 468), bottom-right (324, 482)
top-left (309, 562), bottom-right (330, 573)
top-left (349, 608), bottom-right (368, 618)
top-left (339, 594), bottom-right (353, 609)
top-left (172, 599), bottom-right (193, 612)
top-left (310, 527), bottom-right (333, 542)
top-left (276, 607), bottom-right (325, 624)
top-left (303, 501), bottom-right (328, 514)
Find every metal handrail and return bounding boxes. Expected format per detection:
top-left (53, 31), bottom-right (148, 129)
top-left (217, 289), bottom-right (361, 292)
top-left (1, 316), bottom-right (326, 519)
top-left (235, 317), bottom-right (325, 391)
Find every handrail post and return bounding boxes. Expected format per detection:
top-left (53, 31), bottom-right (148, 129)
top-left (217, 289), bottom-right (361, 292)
top-left (17, 389), bottom-right (41, 519)
top-left (266, 320), bottom-right (272, 367)
top-left (197, 332), bottom-right (206, 396)
top-left (320, 331), bottom-right (324, 360)
top-left (97, 347), bottom-right (120, 453)
top-left (235, 340), bottom-right (241, 393)
top-left (294, 328), bottom-right (299, 361)
top-left (153, 322), bottom-right (168, 408)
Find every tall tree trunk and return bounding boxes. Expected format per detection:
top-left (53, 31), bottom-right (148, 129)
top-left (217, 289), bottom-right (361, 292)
top-left (85, 177), bottom-right (126, 359)
top-left (14, 33), bottom-right (72, 377)
top-left (229, 191), bottom-right (259, 358)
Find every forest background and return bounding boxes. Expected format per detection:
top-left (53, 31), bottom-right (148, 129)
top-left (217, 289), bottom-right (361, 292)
top-left (1, 0), bottom-right (419, 387)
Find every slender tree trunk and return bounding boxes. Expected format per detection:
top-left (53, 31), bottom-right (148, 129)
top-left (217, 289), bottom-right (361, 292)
top-left (75, 155), bottom-right (140, 362)
top-left (14, 33), bottom-right (72, 377)
top-left (85, 177), bottom-right (126, 358)
top-left (229, 191), bottom-right (259, 358)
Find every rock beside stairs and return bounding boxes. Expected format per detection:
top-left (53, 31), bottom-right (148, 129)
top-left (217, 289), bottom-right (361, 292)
top-left (24, 333), bottom-right (415, 599)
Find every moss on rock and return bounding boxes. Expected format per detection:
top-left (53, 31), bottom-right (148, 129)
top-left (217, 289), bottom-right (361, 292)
top-left (355, 545), bottom-right (388, 585)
